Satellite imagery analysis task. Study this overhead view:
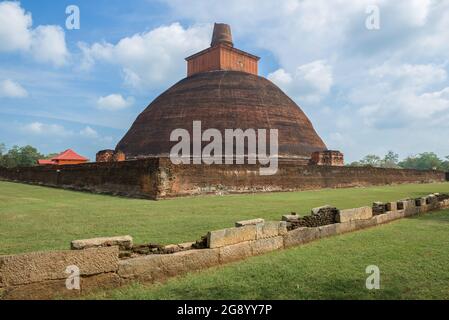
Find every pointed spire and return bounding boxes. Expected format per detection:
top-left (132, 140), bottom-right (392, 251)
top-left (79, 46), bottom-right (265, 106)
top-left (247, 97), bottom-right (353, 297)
top-left (211, 23), bottom-right (233, 47)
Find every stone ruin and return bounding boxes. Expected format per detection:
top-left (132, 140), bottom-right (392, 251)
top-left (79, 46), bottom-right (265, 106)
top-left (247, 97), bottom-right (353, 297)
top-left (310, 150), bottom-right (344, 166)
top-left (95, 149), bottom-right (126, 163)
top-left (2, 192), bottom-right (449, 299)
top-left (282, 205), bottom-right (339, 230)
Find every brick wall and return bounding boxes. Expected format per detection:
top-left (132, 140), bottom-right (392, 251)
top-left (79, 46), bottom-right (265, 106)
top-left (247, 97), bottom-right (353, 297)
top-left (0, 158), bottom-right (446, 199)
top-left (0, 159), bottom-right (162, 199)
top-left (157, 158), bottom-right (446, 198)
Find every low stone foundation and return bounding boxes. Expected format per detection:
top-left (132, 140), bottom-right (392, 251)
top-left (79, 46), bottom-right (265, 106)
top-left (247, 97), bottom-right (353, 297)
top-left (1, 192), bottom-right (449, 300)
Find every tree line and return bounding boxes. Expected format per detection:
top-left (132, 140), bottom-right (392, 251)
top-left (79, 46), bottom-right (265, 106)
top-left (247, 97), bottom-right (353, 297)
top-left (0, 143), bottom-right (58, 168)
top-left (1, 143), bottom-right (448, 171)
top-left (349, 151), bottom-right (449, 171)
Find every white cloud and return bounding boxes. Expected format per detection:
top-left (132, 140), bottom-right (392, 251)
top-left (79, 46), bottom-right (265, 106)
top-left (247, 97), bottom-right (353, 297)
top-left (22, 122), bottom-right (72, 136)
top-left (268, 60), bottom-right (333, 102)
top-left (0, 1), bottom-right (68, 66)
top-left (30, 25), bottom-right (68, 67)
top-left (369, 63), bottom-right (447, 90)
top-left (162, 0), bottom-right (449, 161)
top-left (80, 126), bottom-right (99, 138)
top-left (79, 22), bottom-right (210, 89)
top-left (0, 1), bottom-right (32, 52)
top-left (97, 94), bottom-right (134, 110)
top-left (0, 79), bottom-right (28, 98)
top-left (350, 62), bottom-right (449, 128)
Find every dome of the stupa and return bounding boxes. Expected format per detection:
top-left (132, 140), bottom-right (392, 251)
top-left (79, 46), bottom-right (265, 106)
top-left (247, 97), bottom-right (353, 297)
top-left (116, 23), bottom-right (327, 159)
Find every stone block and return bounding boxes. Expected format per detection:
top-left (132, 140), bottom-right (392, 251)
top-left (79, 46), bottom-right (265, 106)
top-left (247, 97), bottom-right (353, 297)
top-left (415, 198), bottom-right (427, 207)
top-left (178, 242), bottom-right (195, 250)
top-left (418, 204), bottom-right (430, 213)
top-left (0, 247), bottom-right (119, 287)
top-left (311, 205), bottom-right (333, 215)
top-left (335, 221), bottom-right (357, 234)
top-left (81, 272), bottom-right (121, 294)
top-left (404, 204), bottom-right (418, 217)
top-left (354, 218), bottom-right (377, 230)
top-left (386, 202), bottom-right (397, 212)
top-left (219, 241), bottom-right (253, 263)
top-left (282, 214), bottom-right (299, 221)
top-left (373, 213), bottom-right (390, 225)
top-left (397, 199), bottom-right (415, 210)
top-left (256, 221), bottom-right (287, 239)
top-left (318, 224), bottom-right (338, 238)
top-left (251, 237), bottom-right (284, 256)
top-left (207, 225), bottom-right (257, 248)
top-left (71, 235), bottom-right (133, 250)
top-left (235, 218), bottom-right (264, 227)
top-left (2, 279), bottom-right (81, 300)
top-left (389, 210), bottom-right (405, 220)
top-left (118, 249), bottom-right (220, 282)
top-left (336, 206), bottom-right (373, 223)
top-left (283, 227), bottom-right (320, 248)
top-left (426, 195), bottom-right (437, 204)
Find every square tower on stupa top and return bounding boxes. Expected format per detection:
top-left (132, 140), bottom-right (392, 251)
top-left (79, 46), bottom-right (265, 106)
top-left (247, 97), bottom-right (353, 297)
top-left (185, 23), bottom-right (260, 77)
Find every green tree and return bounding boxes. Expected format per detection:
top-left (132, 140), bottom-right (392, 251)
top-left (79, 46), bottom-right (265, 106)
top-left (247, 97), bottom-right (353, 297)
top-left (381, 151), bottom-right (400, 168)
top-left (399, 152), bottom-right (443, 170)
top-left (1, 145), bottom-right (44, 168)
top-left (359, 154), bottom-right (382, 167)
top-left (442, 156), bottom-right (449, 171)
top-left (0, 143), bottom-right (5, 167)
top-left (44, 153), bottom-right (59, 160)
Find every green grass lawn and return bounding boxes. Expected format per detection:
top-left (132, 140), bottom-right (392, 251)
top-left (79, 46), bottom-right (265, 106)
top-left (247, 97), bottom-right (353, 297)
top-left (1, 180), bottom-right (449, 299)
top-left (1, 181), bottom-right (449, 255)
top-left (89, 209), bottom-right (449, 300)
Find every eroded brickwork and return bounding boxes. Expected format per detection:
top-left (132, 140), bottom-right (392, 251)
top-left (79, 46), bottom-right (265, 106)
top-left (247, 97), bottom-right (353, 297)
top-left (0, 158), bottom-right (445, 199)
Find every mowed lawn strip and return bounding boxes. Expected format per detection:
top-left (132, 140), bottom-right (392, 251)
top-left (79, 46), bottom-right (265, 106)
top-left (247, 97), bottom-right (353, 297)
top-left (88, 210), bottom-right (449, 300)
top-left (1, 181), bottom-right (449, 255)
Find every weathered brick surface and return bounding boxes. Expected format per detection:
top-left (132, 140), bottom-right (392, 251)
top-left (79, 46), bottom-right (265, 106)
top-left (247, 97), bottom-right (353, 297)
top-left (287, 207), bottom-right (338, 229)
top-left (372, 202), bottom-right (387, 215)
top-left (118, 249), bottom-right (220, 282)
top-left (337, 207), bottom-right (373, 223)
top-left (0, 247), bottom-right (119, 286)
top-left (159, 159), bottom-right (446, 199)
top-left (207, 225), bottom-right (257, 248)
top-left (71, 235), bottom-right (133, 250)
top-left (0, 159), bottom-right (161, 199)
top-left (0, 159), bottom-right (445, 200)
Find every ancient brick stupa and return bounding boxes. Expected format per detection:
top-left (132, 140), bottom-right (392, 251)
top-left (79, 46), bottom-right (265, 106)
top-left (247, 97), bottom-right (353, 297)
top-left (116, 23), bottom-right (328, 162)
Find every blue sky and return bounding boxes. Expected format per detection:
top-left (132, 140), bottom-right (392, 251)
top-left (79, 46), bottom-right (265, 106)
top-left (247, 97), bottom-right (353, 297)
top-left (1, 0), bottom-right (448, 162)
